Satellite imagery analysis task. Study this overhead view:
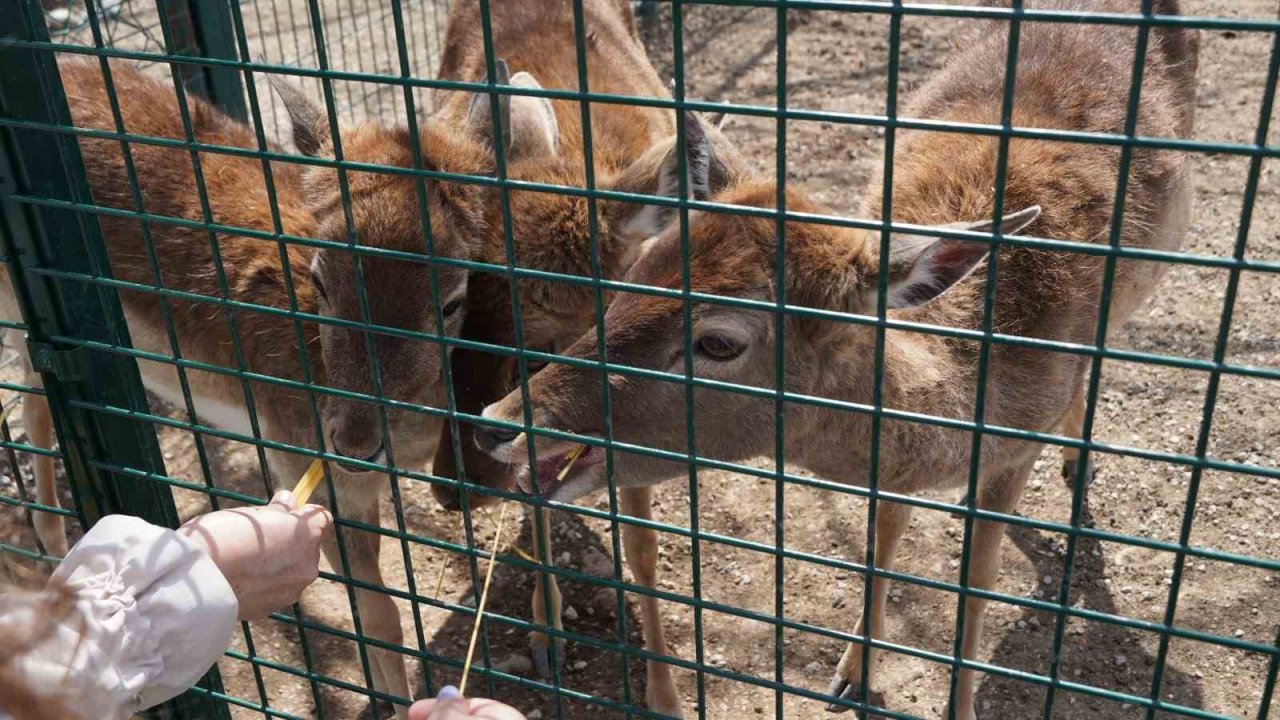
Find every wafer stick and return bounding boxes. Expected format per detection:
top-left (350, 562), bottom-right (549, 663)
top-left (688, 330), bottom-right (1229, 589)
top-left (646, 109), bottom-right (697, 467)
top-left (459, 500), bottom-right (511, 695)
top-left (291, 458), bottom-right (325, 506)
top-left (555, 444), bottom-right (587, 483)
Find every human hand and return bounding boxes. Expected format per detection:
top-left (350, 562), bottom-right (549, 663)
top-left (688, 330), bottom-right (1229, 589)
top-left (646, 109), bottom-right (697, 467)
top-left (178, 490), bottom-right (332, 620)
top-left (409, 686), bottom-right (525, 720)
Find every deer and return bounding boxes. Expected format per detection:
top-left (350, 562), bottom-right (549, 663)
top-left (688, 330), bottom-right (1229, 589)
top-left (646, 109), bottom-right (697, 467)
top-left (471, 2), bottom-right (1198, 717)
top-left (0, 55), bottom-right (510, 718)
top-left (423, 0), bottom-right (744, 715)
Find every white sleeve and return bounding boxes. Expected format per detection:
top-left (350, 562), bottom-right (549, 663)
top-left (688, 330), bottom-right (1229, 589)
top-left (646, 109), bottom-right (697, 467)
top-left (1, 515), bottom-right (239, 719)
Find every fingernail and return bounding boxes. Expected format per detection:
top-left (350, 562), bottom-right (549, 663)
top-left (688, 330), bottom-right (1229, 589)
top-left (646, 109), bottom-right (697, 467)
top-left (437, 685), bottom-right (460, 700)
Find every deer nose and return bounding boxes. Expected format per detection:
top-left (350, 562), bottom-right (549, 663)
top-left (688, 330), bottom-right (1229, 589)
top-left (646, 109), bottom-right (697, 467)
top-left (473, 423), bottom-right (520, 453)
top-left (331, 436), bottom-right (387, 473)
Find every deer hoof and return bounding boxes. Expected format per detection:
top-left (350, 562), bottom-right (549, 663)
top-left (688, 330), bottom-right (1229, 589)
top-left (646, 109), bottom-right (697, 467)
top-left (530, 639), bottom-right (566, 678)
top-left (824, 677), bottom-right (857, 715)
top-left (825, 676), bottom-right (884, 718)
top-left (1061, 457), bottom-right (1096, 488)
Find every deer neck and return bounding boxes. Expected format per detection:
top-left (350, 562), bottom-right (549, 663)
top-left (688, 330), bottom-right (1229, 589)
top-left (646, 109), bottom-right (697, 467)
top-left (787, 319), bottom-right (975, 490)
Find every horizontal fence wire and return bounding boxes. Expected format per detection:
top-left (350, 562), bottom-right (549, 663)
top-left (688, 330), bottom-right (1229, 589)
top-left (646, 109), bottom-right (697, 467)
top-left (0, 1), bottom-right (1278, 719)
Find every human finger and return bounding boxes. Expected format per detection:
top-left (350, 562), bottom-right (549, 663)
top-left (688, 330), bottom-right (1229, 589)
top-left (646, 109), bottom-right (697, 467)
top-left (267, 490), bottom-right (297, 512)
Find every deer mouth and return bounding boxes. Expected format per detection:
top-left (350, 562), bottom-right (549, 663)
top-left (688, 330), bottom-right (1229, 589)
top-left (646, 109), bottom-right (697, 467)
top-left (514, 443), bottom-right (606, 499)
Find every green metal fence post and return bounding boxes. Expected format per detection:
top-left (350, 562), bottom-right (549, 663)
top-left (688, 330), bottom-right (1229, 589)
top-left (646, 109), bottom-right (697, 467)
top-left (0, 2), bottom-right (229, 717)
top-left (157, 0), bottom-right (248, 121)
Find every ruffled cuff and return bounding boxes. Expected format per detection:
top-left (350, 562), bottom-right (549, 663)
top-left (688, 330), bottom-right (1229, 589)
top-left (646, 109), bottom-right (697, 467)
top-left (43, 514), bottom-right (239, 715)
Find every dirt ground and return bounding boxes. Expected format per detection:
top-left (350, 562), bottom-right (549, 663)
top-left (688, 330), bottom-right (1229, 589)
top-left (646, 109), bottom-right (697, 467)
top-left (2, 1), bottom-right (1278, 719)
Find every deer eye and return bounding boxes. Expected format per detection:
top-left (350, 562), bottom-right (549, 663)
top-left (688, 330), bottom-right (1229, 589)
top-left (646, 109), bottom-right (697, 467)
top-left (513, 344), bottom-right (553, 381)
top-left (441, 296), bottom-right (464, 318)
top-left (696, 332), bottom-right (745, 361)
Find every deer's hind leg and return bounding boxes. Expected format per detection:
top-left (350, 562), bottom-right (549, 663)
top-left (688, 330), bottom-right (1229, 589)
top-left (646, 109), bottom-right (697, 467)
top-left (1059, 382), bottom-right (1096, 489)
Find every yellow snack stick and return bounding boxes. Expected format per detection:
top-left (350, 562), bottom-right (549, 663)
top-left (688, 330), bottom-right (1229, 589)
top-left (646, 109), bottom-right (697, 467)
top-left (459, 500), bottom-right (511, 696)
top-left (555, 444), bottom-right (587, 483)
top-left (292, 458), bottom-right (325, 506)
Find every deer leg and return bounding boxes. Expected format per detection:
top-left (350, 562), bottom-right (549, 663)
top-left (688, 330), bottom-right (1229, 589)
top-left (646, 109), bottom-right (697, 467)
top-left (322, 504), bottom-right (411, 720)
top-left (944, 462), bottom-right (1033, 720)
top-left (1059, 385), bottom-right (1096, 488)
top-left (23, 369), bottom-right (66, 558)
top-left (529, 505), bottom-right (565, 677)
top-left (622, 486), bottom-right (682, 718)
top-left (826, 499), bottom-right (912, 713)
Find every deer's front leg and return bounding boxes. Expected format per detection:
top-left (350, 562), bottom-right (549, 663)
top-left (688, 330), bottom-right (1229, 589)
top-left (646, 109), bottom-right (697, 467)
top-left (621, 486), bottom-right (682, 718)
top-left (322, 499), bottom-right (411, 719)
top-left (943, 462), bottom-right (1032, 720)
top-left (528, 505), bottom-right (564, 677)
top-left (826, 499), bottom-right (912, 714)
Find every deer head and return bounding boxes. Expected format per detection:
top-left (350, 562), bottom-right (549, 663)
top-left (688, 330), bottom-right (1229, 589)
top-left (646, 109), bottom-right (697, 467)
top-left (472, 179), bottom-right (1040, 502)
top-left (272, 75), bottom-right (491, 471)
top-left (430, 70), bottom-right (747, 509)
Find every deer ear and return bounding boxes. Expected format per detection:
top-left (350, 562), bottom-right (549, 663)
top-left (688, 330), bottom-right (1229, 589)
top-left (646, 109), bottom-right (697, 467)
top-left (865, 206), bottom-right (1042, 310)
top-left (467, 62), bottom-right (558, 160)
top-left (604, 110), bottom-right (716, 241)
top-left (269, 72), bottom-right (332, 157)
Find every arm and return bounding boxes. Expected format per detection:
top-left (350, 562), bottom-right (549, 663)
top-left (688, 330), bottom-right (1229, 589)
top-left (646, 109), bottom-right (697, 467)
top-left (2, 515), bottom-right (238, 719)
top-left (2, 491), bottom-right (331, 720)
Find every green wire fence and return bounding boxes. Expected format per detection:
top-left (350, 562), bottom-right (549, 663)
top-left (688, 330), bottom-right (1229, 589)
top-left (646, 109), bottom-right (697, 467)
top-left (0, 0), bottom-right (1278, 718)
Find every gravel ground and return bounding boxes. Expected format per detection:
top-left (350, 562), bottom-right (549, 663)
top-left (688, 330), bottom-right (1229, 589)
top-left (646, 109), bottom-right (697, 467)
top-left (1, 2), bottom-right (1277, 719)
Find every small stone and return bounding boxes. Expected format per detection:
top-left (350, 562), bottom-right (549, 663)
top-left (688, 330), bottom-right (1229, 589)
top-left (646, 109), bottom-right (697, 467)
top-left (571, 660), bottom-right (588, 671)
top-left (493, 653), bottom-right (534, 675)
top-left (563, 605), bottom-right (579, 621)
top-left (1234, 629), bottom-right (1246, 638)
top-left (804, 661), bottom-right (823, 675)
top-left (1042, 575), bottom-right (1053, 585)
top-left (1115, 654), bottom-right (1127, 666)
top-left (558, 551), bottom-right (571, 565)
top-left (526, 710), bottom-right (544, 720)
top-left (582, 550), bottom-right (614, 578)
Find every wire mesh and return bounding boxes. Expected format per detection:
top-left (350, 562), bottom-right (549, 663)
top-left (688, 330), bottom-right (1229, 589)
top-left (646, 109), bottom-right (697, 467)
top-left (0, 1), bottom-right (1278, 719)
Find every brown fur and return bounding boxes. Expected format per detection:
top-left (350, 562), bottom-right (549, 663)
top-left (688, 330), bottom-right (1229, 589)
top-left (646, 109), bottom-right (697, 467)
top-left (480, 4), bottom-right (1198, 717)
top-left (0, 56), bottom-right (493, 717)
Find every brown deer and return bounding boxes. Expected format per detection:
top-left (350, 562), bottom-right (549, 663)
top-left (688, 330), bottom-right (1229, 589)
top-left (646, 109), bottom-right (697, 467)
top-left (424, 0), bottom-right (744, 715)
top-left (473, 2), bottom-right (1198, 717)
top-left (0, 56), bottom-right (498, 717)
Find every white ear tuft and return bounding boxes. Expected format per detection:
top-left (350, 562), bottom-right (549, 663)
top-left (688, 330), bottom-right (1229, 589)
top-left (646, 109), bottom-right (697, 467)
top-left (506, 71), bottom-right (559, 158)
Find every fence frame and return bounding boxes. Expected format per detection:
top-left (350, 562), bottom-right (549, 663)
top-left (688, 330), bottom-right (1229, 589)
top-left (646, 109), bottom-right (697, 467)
top-left (0, 1), bottom-right (1278, 719)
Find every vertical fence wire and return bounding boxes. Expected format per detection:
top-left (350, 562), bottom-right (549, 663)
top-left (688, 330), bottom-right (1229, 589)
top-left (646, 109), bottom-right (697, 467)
top-left (567, 0), bottom-right (637, 712)
top-left (669, 3), bottom-right (709, 716)
top-left (771, 0), bottom-right (789, 717)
